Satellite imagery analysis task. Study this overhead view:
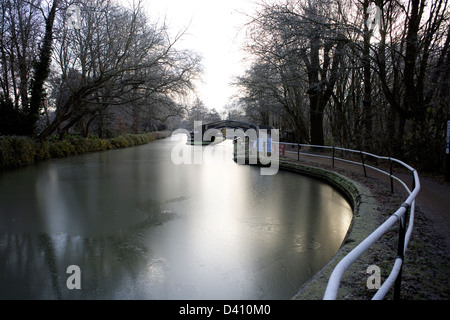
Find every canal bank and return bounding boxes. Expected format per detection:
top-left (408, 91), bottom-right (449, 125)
top-left (0, 131), bottom-right (171, 171)
top-left (277, 160), bottom-right (380, 299)
top-left (281, 158), bottom-right (450, 300)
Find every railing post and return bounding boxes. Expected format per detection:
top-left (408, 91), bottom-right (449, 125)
top-left (389, 158), bottom-right (394, 194)
top-left (332, 146), bottom-right (335, 168)
top-left (394, 203), bottom-right (410, 300)
top-left (360, 151), bottom-right (367, 177)
top-left (297, 142), bottom-right (300, 161)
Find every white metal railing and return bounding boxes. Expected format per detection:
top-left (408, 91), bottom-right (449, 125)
top-left (277, 142), bottom-right (421, 300)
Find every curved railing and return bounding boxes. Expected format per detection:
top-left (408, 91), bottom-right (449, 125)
top-left (278, 142), bottom-right (421, 300)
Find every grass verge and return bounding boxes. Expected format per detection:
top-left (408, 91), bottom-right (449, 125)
top-left (0, 132), bottom-right (169, 171)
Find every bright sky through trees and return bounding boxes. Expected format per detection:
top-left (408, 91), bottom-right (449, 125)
top-left (142, 0), bottom-right (256, 112)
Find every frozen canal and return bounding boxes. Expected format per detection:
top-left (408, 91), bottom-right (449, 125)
top-left (0, 137), bottom-right (352, 299)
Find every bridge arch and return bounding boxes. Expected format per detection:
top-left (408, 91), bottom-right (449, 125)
top-left (190, 120), bottom-right (274, 142)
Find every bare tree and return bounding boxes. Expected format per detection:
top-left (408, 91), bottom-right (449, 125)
top-left (39, 0), bottom-right (201, 139)
top-left (0, 0), bottom-right (43, 110)
top-left (28, 0), bottom-right (59, 135)
top-left (235, 59), bottom-right (309, 141)
top-left (240, 0), bottom-right (349, 145)
top-left (238, 0), bottom-right (449, 171)
top-left (370, 0), bottom-right (450, 166)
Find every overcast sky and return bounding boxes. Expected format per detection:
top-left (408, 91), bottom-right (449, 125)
top-left (142, 0), bottom-right (257, 112)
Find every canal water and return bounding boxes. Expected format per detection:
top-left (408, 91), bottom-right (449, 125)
top-left (0, 136), bottom-right (352, 299)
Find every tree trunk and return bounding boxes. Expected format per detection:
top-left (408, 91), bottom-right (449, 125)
top-left (82, 113), bottom-right (98, 138)
top-left (403, 0), bottom-right (421, 118)
top-left (310, 95), bottom-right (325, 146)
top-left (132, 105), bottom-right (141, 134)
top-left (39, 110), bottom-right (72, 141)
top-left (362, 0), bottom-right (373, 151)
top-left (27, 0), bottom-right (59, 136)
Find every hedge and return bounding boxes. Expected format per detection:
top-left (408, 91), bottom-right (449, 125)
top-left (0, 133), bottom-right (157, 170)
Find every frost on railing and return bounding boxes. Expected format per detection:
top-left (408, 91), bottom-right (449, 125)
top-left (278, 142), bottom-right (420, 300)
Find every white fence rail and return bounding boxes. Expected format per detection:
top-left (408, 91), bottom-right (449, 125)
top-left (278, 142), bottom-right (421, 300)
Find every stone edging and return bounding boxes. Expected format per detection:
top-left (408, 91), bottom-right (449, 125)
top-left (278, 160), bottom-right (381, 300)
